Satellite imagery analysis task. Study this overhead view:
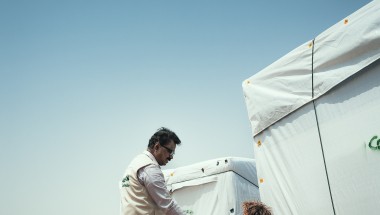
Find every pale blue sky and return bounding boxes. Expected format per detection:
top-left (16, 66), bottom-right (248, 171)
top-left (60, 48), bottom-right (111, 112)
top-left (0, 1), bottom-right (371, 214)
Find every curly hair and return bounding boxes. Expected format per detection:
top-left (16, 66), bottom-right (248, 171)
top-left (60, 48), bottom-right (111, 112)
top-left (242, 201), bottom-right (272, 215)
top-left (148, 127), bottom-right (181, 149)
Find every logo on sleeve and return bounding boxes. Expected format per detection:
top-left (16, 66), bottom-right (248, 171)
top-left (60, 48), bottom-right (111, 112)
top-left (121, 175), bottom-right (130, 187)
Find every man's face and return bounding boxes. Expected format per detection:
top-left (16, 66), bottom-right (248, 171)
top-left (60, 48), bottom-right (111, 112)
top-left (153, 140), bottom-right (176, 166)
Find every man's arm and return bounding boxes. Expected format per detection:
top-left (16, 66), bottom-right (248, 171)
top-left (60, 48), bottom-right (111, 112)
top-left (138, 165), bottom-right (185, 215)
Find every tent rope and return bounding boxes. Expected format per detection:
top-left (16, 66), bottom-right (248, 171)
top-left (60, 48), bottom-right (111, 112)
top-left (312, 39), bottom-right (336, 215)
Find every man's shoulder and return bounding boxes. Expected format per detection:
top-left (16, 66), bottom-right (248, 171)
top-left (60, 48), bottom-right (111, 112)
top-left (132, 153), bottom-right (148, 160)
top-left (129, 153), bottom-right (155, 168)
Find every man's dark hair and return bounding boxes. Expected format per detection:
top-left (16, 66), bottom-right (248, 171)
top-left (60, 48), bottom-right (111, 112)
top-left (148, 127), bottom-right (181, 149)
top-left (242, 201), bottom-right (272, 215)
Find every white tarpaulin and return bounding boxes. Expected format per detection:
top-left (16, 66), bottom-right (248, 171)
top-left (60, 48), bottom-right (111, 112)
top-left (243, 0), bottom-right (380, 136)
top-left (242, 1), bottom-right (380, 214)
top-left (163, 157), bottom-right (260, 215)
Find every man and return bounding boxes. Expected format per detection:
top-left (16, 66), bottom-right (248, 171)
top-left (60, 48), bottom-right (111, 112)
top-left (120, 127), bottom-right (185, 215)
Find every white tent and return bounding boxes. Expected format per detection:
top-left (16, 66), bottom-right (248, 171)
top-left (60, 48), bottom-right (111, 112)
top-left (163, 157), bottom-right (260, 215)
top-left (242, 1), bottom-right (380, 214)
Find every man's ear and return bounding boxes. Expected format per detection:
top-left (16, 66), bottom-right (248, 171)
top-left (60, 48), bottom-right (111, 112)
top-left (154, 142), bottom-right (160, 151)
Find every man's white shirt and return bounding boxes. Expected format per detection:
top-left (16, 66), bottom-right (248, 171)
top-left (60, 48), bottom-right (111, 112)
top-left (137, 151), bottom-right (184, 215)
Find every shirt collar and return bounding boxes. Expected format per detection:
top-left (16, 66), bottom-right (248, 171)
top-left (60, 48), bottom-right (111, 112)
top-left (143, 150), bottom-right (159, 166)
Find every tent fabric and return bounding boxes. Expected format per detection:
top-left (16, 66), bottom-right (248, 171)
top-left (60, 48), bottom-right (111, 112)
top-left (242, 0), bottom-right (380, 136)
top-left (252, 59), bottom-right (380, 215)
top-left (314, 60), bottom-right (380, 215)
top-left (164, 157), bottom-right (258, 186)
top-left (253, 103), bottom-right (335, 215)
top-left (242, 1), bottom-right (380, 214)
top-left (163, 157), bottom-right (259, 215)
